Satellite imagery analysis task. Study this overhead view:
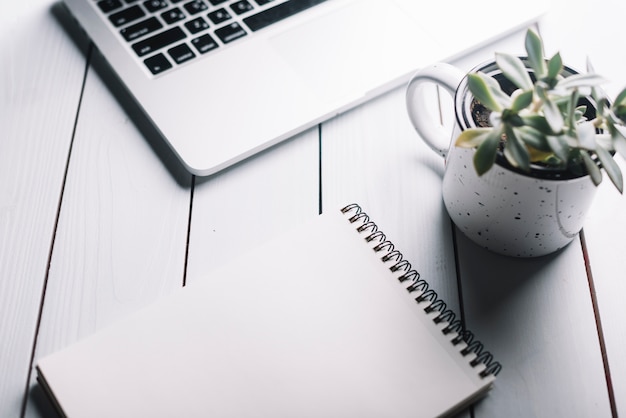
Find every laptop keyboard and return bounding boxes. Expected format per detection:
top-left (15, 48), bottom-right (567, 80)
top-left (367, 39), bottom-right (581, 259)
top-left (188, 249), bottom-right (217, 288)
top-left (94, 0), bottom-right (328, 76)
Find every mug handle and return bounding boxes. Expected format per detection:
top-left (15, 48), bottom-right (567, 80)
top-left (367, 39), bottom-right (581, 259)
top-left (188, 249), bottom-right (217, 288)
top-left (405, 63), bottom-right (465, 158)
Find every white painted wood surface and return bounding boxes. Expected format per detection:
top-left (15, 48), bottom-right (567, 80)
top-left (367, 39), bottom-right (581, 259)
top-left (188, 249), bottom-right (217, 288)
top-left (1, 1), bottom-right (624, 417)
top-left (1, 2), bottom-right (87, 417)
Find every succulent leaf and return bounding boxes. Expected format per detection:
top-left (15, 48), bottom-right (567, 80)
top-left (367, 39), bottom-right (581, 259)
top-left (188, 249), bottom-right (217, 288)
top-left (576, 122), bottom-right (597, 150)
top-left (595, 145), bottom-right (624, 193)
top-left (517, 126), bottom-right (551, 151)
top-left (557, 73), bottom-right (607, 90)
top-left (535, 86), bottom-right (564, 133)
top-left (581, 151), bottom-right (603, 186)
top-left (546, 135), bottom-right (570, 162)
top-left (496, 53), bottom-right (534, 91)
top-left (473, 128), bottom-right (502, 175)
top-left (468, 73), bottom-right (504, 112)
top-left (586, 57), bottom-right (596, 73)
top-left (455, 128), bottom-right (491, 148)
top-left (542, 97), bottom-right (564, 133)
top-left (453, 28), bottom-right (626, 192)
top-left (511, 90), bottom-right (533, 112)
top-left (613, 105), bottom-right (626, 123)
top-left (525, 29), bottom-right (547, 78)
top-left (503, 127), bottom-right (530, 171)
top-left (614, 87), bottom-right (626, 107)
top-left (613, 132), bottom-right (626, 158)
top-left (521, 115), bottom-right (555, 135)
top-left (547, 53), bottom-right (562, 80)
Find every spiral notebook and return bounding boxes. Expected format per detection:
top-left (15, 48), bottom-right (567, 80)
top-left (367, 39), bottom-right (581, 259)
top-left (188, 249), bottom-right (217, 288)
top-left (37, 204), bottom-right (500, 417)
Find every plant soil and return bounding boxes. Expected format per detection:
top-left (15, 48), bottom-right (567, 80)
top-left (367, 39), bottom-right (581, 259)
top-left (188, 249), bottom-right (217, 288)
top-left (470, 99), bottom-right (492, 128)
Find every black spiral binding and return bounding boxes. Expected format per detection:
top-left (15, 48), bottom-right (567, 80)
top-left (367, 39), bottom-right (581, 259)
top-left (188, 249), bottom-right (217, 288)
top-left (340, 203), bottom-right (502, 378)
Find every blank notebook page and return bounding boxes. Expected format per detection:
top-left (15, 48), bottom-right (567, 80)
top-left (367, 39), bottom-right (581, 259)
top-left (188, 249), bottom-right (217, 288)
top-left (37, 205), bottom-right (495, 418)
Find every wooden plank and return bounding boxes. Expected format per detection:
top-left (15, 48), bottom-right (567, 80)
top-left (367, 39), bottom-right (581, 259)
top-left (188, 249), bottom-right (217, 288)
top-left (186, 129), bottom-right (320, 286)
top-left (583, 158), bottom-right (626, 416)
top-left (0, 2), bottom-right (87, 416)
top-left (540, 1), bottom-right (626, 414)
top-left (456, 236), bottom-right (611, 416)
top-left (23, 39), bottom-right (193, 418)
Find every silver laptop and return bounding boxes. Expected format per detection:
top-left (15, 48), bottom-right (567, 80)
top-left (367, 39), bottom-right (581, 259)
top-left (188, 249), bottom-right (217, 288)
top-left (62, 0), bottom-right (545, 176)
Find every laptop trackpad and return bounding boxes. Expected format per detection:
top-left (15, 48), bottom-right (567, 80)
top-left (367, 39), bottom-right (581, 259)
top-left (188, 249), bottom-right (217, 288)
top-left (269, 0), bottom-right (433, 103)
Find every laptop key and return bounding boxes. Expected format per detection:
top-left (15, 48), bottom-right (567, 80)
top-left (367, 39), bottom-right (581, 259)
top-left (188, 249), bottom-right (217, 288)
top-left (97, 0), bottom-right (123, 13)
top-left (244, 0), bottom-right (327, 31)
top-left (231, 0), bottom-right (253, 15)
top-left (207, 8), bottom-right (232, 25)
top-left (168, 44), bottom-right (196, 64)
top-left (109, 5), bottom-right (145, 27)
top-left (161, 8), bottom-right (186, 24)
top-left (183, 0), bottom-right (208, 15)
top-left (143, 0), bottom-right (168, 13)
top-left (191, 34), bottom-right (219, 54)
top-left (132, 26), bottom-right (187, 56)
top-left (144, 53), bottom-right (172, 74)
top-left (214, 22), bottom-right (247, 44)
top-left (185, 17), bottom-right (210, 34)
top-left (120, 16), bottom-right (163, 41)
top-left (208, 0), bottom-right (228, 5)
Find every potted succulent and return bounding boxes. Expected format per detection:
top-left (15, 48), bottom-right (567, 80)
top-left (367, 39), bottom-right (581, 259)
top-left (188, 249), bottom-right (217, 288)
top-left (456, 28), bottom-right (626, 193)
top-left (406, 29), bottom-right (626, 257)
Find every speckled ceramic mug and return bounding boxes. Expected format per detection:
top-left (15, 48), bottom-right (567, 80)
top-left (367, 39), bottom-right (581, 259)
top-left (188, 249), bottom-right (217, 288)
top-left (406, 61), bottom-right (597, 257)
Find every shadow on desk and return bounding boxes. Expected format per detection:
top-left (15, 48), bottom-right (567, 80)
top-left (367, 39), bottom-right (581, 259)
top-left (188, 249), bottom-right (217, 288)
top-left (454, 228), bottom-right (566, 307)
top-left (29, 384), bottom-right (61, 418)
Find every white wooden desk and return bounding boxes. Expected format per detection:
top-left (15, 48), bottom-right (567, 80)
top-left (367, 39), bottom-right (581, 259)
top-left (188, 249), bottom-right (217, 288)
top-left (2, 1), bottom-right (626, 417)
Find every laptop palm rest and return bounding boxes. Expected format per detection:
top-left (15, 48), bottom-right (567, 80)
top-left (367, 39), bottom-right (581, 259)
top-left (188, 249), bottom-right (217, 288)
top-left (269, 0), bottom-right (436, 104)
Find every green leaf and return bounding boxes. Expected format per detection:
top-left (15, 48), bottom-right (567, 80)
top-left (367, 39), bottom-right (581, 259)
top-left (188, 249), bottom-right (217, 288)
top-left (525, 29), bottom-right (547, 78)
top-left (468, 73), bottom-right (504, 112)
top-left (546, 135), bottom-right (570, 162)
top-left (547, 52), bottom-right (562, 80)
top-left (565, 90), bottom-right (580, 130)
top-left (581, 151), bottom-right (603, 186)
top-left (496, 53), bottom-right (534, 91)
top-left (611, 124), bottom-right (626, 156)
top-left (576, 122), bottom-right (597, 150)
top-left (485, 76), bottom-right (513, 107)
top-left (503, 127), bottom-right (530, 171)
top-left (595, 133), bottom-right (613, 150)
top-left (521, 114), bottom-right (555, 135)
top-left (455, 128), bottom-right (492, 148)
top-left (575, 105), bottom-right (588, 121)
top-left (543, 99), bottom-right (565, 133)
top-left (595, 146), bottom-right (623, 193)
top-left (614, 87), bottom-right (626, 107)
top-left (613, 105), bottom-right (626, 122)
top-left (473, 128), bottom-right (502, 175)
top-left (586, 57), bottom-right (596, 73)
top-left (537, 87), bottom-right (564, 133)
top-left (614, 135), bottom-right (626, 159)
top-left (517, 126), bottom-right (550, 151)
top-left (511, 90), bottom-right (533, 112)
top-left (557, 73), bottom-right (607, 90)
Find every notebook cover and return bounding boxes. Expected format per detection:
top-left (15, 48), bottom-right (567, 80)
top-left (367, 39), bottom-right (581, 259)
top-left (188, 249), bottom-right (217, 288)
top-left (37, 205), bottom-right (496, 417)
